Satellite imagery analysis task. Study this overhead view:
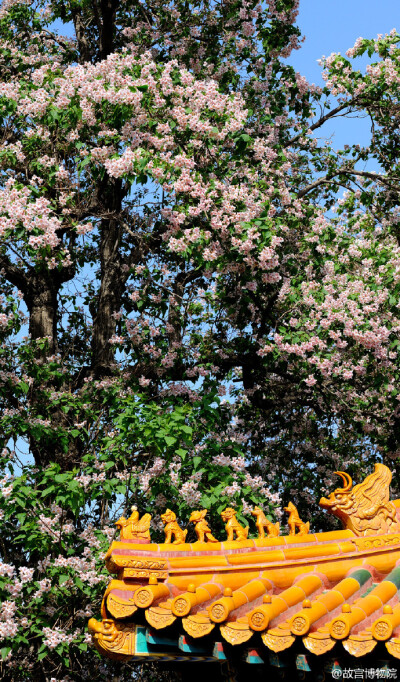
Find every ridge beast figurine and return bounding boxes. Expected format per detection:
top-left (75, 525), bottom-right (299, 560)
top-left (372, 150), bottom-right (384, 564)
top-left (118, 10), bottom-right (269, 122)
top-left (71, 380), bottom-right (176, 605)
top-left (161, 509), bottom-right (188, 544)
top-left (221, 507), bottom-right (249, 541)
top-left (284, 501), bottom-right (310, 536)
top-left (252, 505), bottom-right (280, 538)
top-left (189, 509), bottom-right (218, 543)
top-left (115, 506), bottom-right (151, 542)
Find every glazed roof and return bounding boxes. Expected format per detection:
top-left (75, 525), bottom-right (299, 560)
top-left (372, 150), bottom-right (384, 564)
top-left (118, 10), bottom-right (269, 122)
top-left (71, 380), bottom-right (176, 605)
top-left (101, 529), bottom-right (400, 659)
top-left (89, 464), bottom-right (400, 662)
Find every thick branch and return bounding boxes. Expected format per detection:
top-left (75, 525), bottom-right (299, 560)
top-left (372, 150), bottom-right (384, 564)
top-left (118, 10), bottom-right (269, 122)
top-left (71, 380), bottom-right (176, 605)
top-left (0, 254), bottom-right (29, 292)
top-left (285, 101), bottom-right (357, 148)
top-left (99, 0), bottom-right (118, 58)
top-left (340, 168), bottom-right (399, 187)
top-left (71, 8), bottom-right (93, 63)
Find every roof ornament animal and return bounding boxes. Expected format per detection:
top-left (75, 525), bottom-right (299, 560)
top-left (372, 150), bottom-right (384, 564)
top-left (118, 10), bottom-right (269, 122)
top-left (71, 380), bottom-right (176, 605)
top-left (115, 505), bottom-right (151, 542)
top-left (189, 509), bottom-right (218, 543)
top-left (161, 509), bottom-right (188, 544)
top-left (221, 507), bottom-right (249, 541)
top-left (284, 501), bottom-right (309, 536)
top-left (252, 506), bottom-right (280, 538)
top-left (319, 463), bottom-right (400, 536)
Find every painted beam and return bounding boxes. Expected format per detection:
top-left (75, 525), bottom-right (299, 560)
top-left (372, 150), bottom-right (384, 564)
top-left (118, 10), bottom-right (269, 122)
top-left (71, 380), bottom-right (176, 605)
top-left (213, 642), bottom-right (227, 661)
top-left (296, 654), bottom-right (311, 672)
top-left (146, 629), bottom-right (178, 648)
top-left (179, 635), bottom-right (210, 654)
top-left (245, 648), bottom-right (264, 664)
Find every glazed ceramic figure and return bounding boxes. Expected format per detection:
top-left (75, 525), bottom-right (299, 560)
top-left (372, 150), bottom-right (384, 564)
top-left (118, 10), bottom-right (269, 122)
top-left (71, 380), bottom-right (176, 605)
top-left (252, 506), bottom-right (280, 538)
top-left (320, 463), bottom-right (400, 536)
top-left (284, 502), bottom-right (309, 536)
top-left (161, 509), bottom-right (188, 544)
top-left (220, 507), bottom-right (249, 541)
top-left (189, 509), bottom-right (219, 543)
top-left (115, 506), bottom-right (151, 541)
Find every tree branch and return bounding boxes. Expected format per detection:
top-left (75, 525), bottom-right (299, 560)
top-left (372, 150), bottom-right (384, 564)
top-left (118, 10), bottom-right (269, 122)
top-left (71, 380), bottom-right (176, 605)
top-left (285, 100), bottom-right (357, 148)
top-left (0, 254), bottom-right (29, 292)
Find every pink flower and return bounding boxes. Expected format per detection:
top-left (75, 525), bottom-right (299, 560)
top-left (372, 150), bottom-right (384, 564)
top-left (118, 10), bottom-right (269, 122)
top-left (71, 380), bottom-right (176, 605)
top-left (305, 376), bottom-right (317, 387)
top-left (139, 376), bottom-right (151, 387)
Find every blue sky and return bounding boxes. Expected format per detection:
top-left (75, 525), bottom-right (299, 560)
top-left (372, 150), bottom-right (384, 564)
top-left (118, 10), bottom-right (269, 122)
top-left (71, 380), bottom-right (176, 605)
top-left (290, 0), bottom-right (398, 83)
top-left (288, 1), bottom-right (399, 149)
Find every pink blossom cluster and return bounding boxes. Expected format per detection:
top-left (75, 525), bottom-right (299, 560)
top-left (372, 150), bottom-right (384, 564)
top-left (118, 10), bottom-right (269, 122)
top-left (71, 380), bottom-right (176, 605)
top-left (0, 47), bottom-right (308, 283)
top-left (42, 626), bottom-right (80, 650)
top-left (180, 479), bottom-right (202, 506)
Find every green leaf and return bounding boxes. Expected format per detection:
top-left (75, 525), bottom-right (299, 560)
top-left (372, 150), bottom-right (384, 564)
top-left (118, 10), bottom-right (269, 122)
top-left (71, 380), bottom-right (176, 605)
top-left (180, 426), bottom-right (192, 435)
top-left (41, 485), bottom-right (56, 496)
top-left (78, 155), bottom-right (91, 170)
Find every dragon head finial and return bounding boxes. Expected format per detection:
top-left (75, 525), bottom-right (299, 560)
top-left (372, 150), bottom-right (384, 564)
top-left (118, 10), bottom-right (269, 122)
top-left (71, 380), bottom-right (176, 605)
top-left (320, 464), bottom-right (399, 536)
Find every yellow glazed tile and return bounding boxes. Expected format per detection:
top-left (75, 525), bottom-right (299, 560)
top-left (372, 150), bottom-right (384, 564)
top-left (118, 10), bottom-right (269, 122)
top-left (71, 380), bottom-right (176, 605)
top-left (254, 536), bottom-right (287, 548)
top-left (283, 544), bottom-right (341, 561)
top-left (282, 534), bottom-right (317, 545)
top-left (227, 550), bottom-right (285, 565)
top-left (168, 555), bottom-right (228, 569)
top-left (222, 540), bottom-right (255, 551)
top-left (219, 571), bottom-right (260, 591)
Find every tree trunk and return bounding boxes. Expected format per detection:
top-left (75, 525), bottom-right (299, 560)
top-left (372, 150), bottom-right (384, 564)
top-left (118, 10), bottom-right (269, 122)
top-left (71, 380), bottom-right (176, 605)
top-left (26, 275), bottom-right (58, 354)
top-left (91, 252), bottom-right (124, 374)
top-left (23, 273), bottom-right (83, 467)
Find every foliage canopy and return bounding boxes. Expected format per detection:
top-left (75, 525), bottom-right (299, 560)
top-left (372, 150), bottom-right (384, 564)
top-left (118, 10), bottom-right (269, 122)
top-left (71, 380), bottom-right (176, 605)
top-left (0, 0), bottom-right (400, 678)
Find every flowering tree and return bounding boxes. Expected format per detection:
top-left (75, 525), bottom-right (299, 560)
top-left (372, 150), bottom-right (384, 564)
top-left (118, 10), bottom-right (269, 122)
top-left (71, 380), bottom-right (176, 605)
top-left (0, 0), bottom-right (400, 677)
